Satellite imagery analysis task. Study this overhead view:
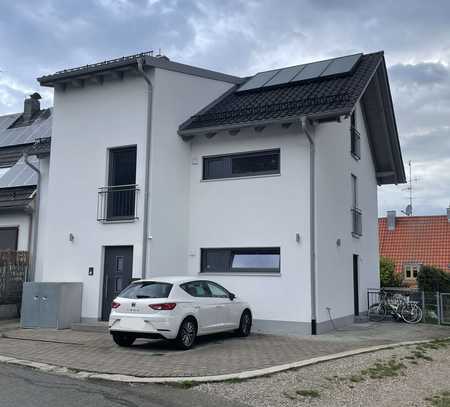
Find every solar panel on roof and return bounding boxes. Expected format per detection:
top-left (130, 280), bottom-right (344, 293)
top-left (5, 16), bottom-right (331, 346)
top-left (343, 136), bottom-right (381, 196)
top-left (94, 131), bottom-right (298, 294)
top-left (320, 53), bottom-right (362, 77)
top-left (236, 53), bottom-right (363, 93)
top-left (263, 65), bottom-right (306, 87)
top-left (291, 59), bottom-right (332, 82)
top-left (237, 69), bottom-right (280, 92)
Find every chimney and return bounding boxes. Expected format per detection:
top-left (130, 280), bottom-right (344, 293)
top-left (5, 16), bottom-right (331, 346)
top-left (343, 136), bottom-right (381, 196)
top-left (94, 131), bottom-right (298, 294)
top-left (387, 210), bottom-right (396, 231)
top-left (23, 92), bottom-right (41, 122)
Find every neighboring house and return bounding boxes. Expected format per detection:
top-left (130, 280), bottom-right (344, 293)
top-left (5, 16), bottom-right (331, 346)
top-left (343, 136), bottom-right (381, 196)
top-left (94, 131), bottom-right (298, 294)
top-left (0, 94), bottom-right (52, 280)
top-left (379, 209), bottom-right (450, 285)
top-left (35, 50), bottom-right (405, 334)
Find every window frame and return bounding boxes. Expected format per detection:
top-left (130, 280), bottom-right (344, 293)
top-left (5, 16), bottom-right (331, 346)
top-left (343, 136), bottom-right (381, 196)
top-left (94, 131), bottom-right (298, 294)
top-left (404, 263), bottom-right (421, 280)
top-left (202, 149), bottom-right (281, 181)
top-left (200, 247), bottom-right (281, 274)
top-left (350, 112), bottom-right (361, 160)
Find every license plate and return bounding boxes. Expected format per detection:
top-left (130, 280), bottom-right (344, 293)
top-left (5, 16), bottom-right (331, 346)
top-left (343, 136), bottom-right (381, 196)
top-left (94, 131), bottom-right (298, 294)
top-left (120, 317), bottom-right (144, 330)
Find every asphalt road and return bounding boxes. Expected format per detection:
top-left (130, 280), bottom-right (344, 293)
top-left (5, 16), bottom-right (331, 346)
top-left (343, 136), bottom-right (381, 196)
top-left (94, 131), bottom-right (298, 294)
top-left (0, 364), bottom-right (248, 407)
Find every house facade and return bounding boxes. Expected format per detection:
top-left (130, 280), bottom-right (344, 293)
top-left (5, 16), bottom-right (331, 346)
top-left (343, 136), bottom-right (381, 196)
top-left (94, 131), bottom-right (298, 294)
top-left (379, 210), bottom-right (450, 285)
top-left (34, 51), bottom-right (405, 334)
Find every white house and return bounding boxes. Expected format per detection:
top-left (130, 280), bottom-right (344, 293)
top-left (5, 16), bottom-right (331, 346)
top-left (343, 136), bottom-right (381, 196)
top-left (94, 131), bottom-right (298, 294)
top-left (34, 51), bottom-right (405, 334)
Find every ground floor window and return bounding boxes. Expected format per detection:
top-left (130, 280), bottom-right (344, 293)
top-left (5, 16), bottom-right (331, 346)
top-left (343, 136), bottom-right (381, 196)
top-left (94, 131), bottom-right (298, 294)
top-left (404, 263), bottom-right (421, 280)
top-left (200, 247), bottom-right (280, 273)
top-left (0, 227), bottom-right (18, 250)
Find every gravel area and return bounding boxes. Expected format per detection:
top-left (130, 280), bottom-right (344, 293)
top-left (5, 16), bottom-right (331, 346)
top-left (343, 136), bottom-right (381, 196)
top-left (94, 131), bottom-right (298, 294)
top-left (196, 339), bottom-right (450, 407)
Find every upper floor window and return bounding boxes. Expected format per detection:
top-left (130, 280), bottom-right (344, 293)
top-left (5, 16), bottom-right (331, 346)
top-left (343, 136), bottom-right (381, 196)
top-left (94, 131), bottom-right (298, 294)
top-left (351, 174), bottom-right (362, 237)
top-left (203, 149), bottom-right (280, 180)
top-left (97, 146), bottom-right (139, 222)
top-left (350, 112), bottom-right (361, 160)
top-left (404, 263), bottom-right (421, 280)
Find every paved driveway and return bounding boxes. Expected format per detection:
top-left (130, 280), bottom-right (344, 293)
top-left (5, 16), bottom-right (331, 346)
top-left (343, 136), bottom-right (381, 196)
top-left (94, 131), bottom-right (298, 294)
top-left (0, 322), bottom-right (449, 378)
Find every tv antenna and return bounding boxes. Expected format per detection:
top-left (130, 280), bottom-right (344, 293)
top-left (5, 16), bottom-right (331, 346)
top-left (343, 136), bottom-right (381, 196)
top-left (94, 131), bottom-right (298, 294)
top-left (401, 160), bottom-right (419, 216)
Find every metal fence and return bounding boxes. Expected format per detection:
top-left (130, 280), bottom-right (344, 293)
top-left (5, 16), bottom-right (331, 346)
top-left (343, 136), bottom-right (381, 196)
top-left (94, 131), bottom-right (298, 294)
top-left (0, 251), bottom-right (28, 306)
top-left (97, 184), bottom-right (139, 222)
top-left (368, 287), bottom-right (450, 325)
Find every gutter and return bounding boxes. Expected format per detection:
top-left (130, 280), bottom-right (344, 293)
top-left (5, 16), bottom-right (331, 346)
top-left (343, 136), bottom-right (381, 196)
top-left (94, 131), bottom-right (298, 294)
top-left (301, 117), bottom-right (317, 335)
top-left (136, 58), bottom-right (153, 279)
top-left (23, 153), bottom-right (40, 281)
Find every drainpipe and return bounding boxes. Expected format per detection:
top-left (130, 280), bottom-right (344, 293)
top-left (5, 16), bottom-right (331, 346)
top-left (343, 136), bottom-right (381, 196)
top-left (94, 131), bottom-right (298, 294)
top-left (301, 116), bottom-right (317, 335)
top-left (136, 58), bottom-right (153, 279)
top-left (23, 153), bottom-right (40, 281)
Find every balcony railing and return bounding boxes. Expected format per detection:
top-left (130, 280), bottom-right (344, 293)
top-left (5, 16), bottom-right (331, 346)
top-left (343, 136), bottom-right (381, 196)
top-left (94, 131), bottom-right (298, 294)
top-left (351, 126), bottom-right (361, 160)
top-left (97, 184), bottom-right (139, 222)
top-left (351, 207), bottom-right (362, 237)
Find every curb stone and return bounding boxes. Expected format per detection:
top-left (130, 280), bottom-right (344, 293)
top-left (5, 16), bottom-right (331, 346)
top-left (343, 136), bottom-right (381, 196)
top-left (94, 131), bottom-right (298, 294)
top-left (1, 337), bottom-right (448, 384)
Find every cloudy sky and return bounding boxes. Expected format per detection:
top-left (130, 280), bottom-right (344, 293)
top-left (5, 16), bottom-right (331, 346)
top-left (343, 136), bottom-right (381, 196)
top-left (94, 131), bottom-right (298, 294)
top-left (0, 0), bottom-right (449, 217)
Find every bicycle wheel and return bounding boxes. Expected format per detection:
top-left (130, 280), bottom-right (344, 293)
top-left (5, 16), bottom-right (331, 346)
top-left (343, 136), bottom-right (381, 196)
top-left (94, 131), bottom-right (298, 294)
top-left (368, 303), bottom-right (387, 322)
top-left (401, 303), bottom-right (423, 324)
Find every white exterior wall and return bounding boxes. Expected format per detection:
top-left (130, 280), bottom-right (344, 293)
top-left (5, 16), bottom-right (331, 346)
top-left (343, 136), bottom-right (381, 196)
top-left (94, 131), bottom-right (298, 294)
top-left (39, 69), bottom-right (233, 320)
top-left (188, 126), bottom-right (311, 329)
top-left (40, 75), bottom-right (149, 319)
top-left (0, 212), bottom-right (31, 250)
top-left (147, 68), bottom-right (232, 278)
top-left (315, 102), bottom-right (379, 327)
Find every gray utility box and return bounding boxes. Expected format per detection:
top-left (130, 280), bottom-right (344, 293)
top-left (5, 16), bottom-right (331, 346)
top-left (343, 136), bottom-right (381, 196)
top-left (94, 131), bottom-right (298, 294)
top-left (21, 282), bottom-right (83, 329)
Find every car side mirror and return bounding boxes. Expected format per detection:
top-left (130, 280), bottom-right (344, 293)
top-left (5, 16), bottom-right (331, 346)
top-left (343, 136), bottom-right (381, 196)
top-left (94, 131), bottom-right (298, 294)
top-left (229, 293), bottom-right (236, 301)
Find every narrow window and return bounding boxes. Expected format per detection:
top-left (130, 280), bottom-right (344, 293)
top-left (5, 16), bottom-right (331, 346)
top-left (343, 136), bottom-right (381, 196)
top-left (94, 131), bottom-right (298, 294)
top-left (351, 174), bottom-right (362, 237)
top-left (350, 112), bottom-right (361, 160)
top-left (203, 149), bottom-right (280, 180)
top-left (201, 248), bottom-right (280, 273)
top-left (105, 146), bottom-right (137, 220)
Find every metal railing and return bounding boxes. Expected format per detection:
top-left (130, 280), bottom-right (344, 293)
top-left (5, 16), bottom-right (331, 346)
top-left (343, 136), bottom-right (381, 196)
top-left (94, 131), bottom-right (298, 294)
top-left (368, 288), bottom-right (450, 325)
top-left (97, 184), bottom-right (139, 222)
top-left (351, 207), bottom-right (362, 237)
top-left (351, 126), bottom-right (361, 159)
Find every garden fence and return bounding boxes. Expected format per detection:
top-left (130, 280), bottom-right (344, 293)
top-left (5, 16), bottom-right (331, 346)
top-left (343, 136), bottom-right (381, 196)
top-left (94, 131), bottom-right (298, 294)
top-left (0, 251), bottom-right (28, 306)
top-left (367, 287), bottom-right (450, 325)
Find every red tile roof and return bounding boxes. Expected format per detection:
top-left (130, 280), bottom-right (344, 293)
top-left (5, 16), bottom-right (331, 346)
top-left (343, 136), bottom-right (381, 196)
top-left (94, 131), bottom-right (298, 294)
top-left (379, 215), bottom-right (450, 273)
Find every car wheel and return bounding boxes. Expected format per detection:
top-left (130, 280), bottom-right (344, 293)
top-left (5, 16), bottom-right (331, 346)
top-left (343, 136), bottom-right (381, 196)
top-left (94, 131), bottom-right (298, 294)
top-left (175, 317), bottom-right (197, 350)
top-left (112, 332), bottom-right (136, 347)
top-left (236, 310), bottom-right (252, 337)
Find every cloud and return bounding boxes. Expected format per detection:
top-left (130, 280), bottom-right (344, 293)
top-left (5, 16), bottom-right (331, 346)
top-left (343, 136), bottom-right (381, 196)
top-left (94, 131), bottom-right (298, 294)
top-left (0, 0), bottom-right (449, 215)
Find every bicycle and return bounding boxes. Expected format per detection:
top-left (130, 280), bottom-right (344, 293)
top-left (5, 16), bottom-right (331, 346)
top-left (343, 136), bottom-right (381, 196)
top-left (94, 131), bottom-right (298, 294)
top-left (368, 290), bottom-right (423, 324)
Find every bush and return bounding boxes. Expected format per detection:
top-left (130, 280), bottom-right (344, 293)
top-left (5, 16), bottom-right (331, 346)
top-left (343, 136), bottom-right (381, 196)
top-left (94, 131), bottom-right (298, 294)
top-left (417, 265), bottom-right (450, 292)
top-left (380, 256), bottom-right (403, 287)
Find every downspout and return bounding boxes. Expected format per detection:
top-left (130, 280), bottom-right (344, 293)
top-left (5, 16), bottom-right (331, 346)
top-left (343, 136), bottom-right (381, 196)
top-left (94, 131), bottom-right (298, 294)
top-left (301, 117), bottom-right (317, 335)
top-left (136, 58), bottom-right (153, 279)
top-left (23, 153), bottom-right (40, 282)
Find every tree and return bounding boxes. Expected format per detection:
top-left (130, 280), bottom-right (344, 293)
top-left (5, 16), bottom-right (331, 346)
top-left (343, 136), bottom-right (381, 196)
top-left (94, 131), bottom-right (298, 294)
top-left (417, 265), bottom-right (450, 292)
top-left (380, 256), bottom-right (403, 287)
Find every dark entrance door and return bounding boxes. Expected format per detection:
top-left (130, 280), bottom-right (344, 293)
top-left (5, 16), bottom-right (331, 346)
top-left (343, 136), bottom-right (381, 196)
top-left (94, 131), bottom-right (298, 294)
top-left (102, 246), bottom-right (133, 320)
top-left (353, 254), bottom-right (359, 316)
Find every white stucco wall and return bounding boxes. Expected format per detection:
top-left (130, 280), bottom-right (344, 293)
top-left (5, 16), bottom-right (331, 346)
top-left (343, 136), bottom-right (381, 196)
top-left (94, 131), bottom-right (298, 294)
top-left (39, 68), bottom-right (234, 319)
top-left (0, 212), bottom-right (31, 250)
top-left (187, 125), bottom-right (311, 326)
top-left (315, 102), bottom-right (379, 325)
top-left (146, 68), bottom-right (233, 278)
top-left (40, 74), bottom-right (149, 318)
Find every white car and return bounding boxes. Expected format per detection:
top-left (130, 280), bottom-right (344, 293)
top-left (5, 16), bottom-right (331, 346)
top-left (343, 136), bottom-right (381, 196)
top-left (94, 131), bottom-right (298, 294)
top-left (108, 276), bottom-right (252, 349)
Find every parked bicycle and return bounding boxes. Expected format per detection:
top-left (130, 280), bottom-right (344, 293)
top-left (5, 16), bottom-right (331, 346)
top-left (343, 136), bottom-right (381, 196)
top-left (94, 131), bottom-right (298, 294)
top-left (368, 289), bottom-right (423, 323)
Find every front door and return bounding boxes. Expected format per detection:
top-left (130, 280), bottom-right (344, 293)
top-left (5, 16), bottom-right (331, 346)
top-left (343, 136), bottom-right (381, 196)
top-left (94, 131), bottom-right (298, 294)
top-left (353, 254), bottom-right (359, 316)
top-left (101, 246), bottom-right (133, 320)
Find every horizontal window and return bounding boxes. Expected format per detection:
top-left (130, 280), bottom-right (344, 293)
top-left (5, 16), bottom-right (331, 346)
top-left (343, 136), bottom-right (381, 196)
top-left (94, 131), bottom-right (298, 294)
top-left (201, 248), bottom-right (280, 273)
top-left (203, 149), bottom-right (280, 180)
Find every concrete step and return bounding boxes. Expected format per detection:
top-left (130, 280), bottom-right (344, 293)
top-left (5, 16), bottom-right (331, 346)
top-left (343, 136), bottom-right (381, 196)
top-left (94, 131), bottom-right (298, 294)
top-left (71, 321), bottom-right (108, 333)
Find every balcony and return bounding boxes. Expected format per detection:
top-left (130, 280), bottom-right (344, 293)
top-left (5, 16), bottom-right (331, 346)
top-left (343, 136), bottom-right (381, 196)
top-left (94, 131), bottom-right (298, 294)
top-left (351, 207), bottom-right (362, 237)
top-left (351, 126), bottom-right (361, 160)
top-left (97, 184), bottom-right (139, 222)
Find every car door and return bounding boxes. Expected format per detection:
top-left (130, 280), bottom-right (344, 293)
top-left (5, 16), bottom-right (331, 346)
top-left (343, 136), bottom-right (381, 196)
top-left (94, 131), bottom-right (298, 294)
top-left (206, 281), bottom-right (235, 330)
top-left (182, 281), bottom-right (218, 333)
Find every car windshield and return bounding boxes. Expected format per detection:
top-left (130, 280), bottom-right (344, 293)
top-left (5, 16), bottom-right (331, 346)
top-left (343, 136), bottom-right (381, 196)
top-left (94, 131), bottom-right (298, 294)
top-left (119, 282), bottom-right (173, 299)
